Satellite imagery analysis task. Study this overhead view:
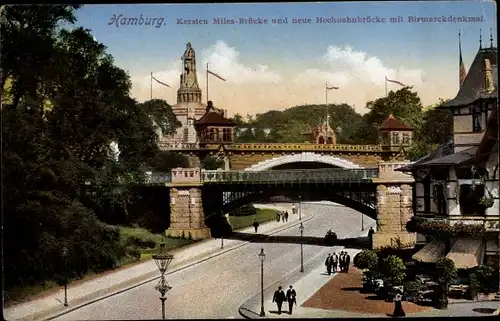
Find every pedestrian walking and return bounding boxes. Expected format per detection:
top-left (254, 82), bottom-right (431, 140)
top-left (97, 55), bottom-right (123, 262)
top-left (292, 204), bottom-right (296, 215)
top-left (253, 219), bottom-right (259, 233)
top-left (332, 252), bottom-right (338, 272)
top-left (339, 251), bottom-right (345, 272)
top-left (345, 252), bottom-right (351, 273)
top-left (368, 226), bottom-right (375, 249)
top-left (276, 212), bottom-right (281, 222)
top-left (272, 286), bottom-right (286, 314)
top-left (284, 211), bottom-right (289, 222)
top-left (392, 291), bottom-right (406, 317)
top-left (286, 285), bottom-right (297, 315)
top-left (325, 254), bottom-right (332, 275)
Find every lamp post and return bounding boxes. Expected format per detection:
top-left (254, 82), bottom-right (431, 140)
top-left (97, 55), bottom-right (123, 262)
top-left (298, 196), bottom-right (302, 221)
top-left (361, 212), bottom-right (365, 231)
top-left (62, 246), bottom-right (68, 307)
top-left (299, 222), bottom-right (304, 273)
top-left (258, 247), bottom-right (266, 317)
top-left (153, 244), bottom-right (174, 320)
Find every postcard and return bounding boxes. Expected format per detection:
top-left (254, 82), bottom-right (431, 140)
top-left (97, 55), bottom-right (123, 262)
top-left (2, 2), bottom-right (499, 320)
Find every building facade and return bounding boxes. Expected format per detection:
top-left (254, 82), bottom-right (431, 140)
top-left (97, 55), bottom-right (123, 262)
top-left (398, 42), bottom-right (499, 268)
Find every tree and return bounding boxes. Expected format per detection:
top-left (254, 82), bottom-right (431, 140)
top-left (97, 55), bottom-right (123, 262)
top-left (381, 255), bottom-right (406, 286)
top-left (363, 87), bottom-right (424, 130)
top-left (149, 151), bottom-right (190, 172)
top-left (201, 155), bottom-right (224, 170)
top-left (474, 265), bottom-right (498, 293)
top-left (435, 257), bottom-right (457, 308)
top-left (353, 250), bottom-right (379, 270)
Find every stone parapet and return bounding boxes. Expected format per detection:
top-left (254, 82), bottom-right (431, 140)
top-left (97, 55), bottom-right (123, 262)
top-left (372, 232), bottom-right (417, 250)
top-left (165, 228), bottom-right (211, 240)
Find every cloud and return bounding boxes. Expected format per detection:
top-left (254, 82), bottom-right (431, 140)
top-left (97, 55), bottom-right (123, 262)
top-left (201, 41), bottom-right (281, 84)
top-left (294, 45), bottom-right (425, 88)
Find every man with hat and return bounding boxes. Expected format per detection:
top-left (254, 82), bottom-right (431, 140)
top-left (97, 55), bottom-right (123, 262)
top-left (272, 285), bottom-right (286, 314)
top-left (286, 285), bottom-right (297, 315)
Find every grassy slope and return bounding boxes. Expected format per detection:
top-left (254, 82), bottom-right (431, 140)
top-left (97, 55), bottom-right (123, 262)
top-left (228, 208), bottom-right (278, 230)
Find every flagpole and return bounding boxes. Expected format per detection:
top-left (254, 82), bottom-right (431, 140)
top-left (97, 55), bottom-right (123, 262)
top-left (325, 82), bottom-right (328, 105)
top-left (150, 72), bottom-right (153, 100)
top-left (206, 63), bottom-right (209, 105)
top-left (385, 76), bottom-right (388, 97)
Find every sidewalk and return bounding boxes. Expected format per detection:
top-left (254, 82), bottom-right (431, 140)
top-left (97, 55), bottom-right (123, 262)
top-left (4, 203), bottom-right (312, 321)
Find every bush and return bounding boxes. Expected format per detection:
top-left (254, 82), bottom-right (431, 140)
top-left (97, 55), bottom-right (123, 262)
top-left (381, 255), bottom-right (406, 286)
top-left (474, 265), bottom-right (498, 293)
top-left (406, 217), bottom-right (485, 238)
top-left (403, 281), bottom-right (422, 301)
top-left (354, 250), bottom-right (379, 270)
top-left (229, 204), bottom-right (257, 217)
top-left (466, 272), bottom-right (478, 300)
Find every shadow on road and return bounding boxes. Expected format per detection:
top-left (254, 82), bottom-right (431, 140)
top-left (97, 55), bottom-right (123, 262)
top-left (226, 232), bottom-right (372, 249)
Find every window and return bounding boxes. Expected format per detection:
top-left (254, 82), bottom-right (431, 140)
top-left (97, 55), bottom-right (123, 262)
top-left (326, 136), bottom-right (333, 144)
top-left (459, 184), bottom-right (485, 215)
top-left (208, 129), bottom-right (215, 141)
top-left (402, 133), bottom-right (410, 144)
top-left (222, 128), bottom-right (231, 141)
top-left (318, 136), bottom-right (325, 144)
top-left (423, 178), bottom-right (431, 213)
top-left (472, 105), bottom-right (482, 132)
top-left (392, 132), bottom-right (400, 145)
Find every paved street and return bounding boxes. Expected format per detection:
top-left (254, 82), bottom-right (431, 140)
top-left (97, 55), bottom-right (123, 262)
top-left (51, 203), bottom-right (374, 320)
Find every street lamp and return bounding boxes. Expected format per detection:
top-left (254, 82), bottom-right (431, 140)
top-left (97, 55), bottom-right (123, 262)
top-left (62, 246), bottom-right (68, 307)
top-left (299, 223), bottom-right (304, 273)
top-left (152, 245), bottom-right (174, 320)
top-left (298, 196), bottom-right (302, 221)
top-left (361, 212), bottom-right (365, 231)
top-left (258, 247), bottom-right (266, 317)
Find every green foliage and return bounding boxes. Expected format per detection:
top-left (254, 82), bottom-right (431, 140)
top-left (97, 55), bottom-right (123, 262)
top-left (406, 217), bottom-right (485, 238)
top-left (436, 258), bottom-right (457, 294)
top-left (353, 250), bottom-right (379, 270)
top-left (403, 281), bottom-right (422, 298)
top-left (479, 196), bottom-right (494, 208)
top-left (1, 5), bottom-right (181, 296)
top-left (227, 208), bottom-right (278, 230)
top-left (229, 204), bottom-right (258, 216)
top-left (381, 255), bottom-right (406, 286)
top-left (201, 156), bottom-right (224, 170)
top-left (149, 151), bottom-right (190, 172)
top-left (474, 265), bottom-right (499, 293)
top-left (466, 272), bottom-right (479, 300)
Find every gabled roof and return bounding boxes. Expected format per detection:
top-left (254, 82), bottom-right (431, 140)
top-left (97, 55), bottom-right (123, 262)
top-left (379, 114), bottom-right (412, 131)
top-left (195, 102), bottom-right (235, 127)
top-left (396, 138), bottom-right (454, 172)
top-left (442, 47), bottom-right (497, 108)
top-left (418, 146), bottom-right (477, 167)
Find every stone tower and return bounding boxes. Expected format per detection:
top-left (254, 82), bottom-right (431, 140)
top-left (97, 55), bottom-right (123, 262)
top-left (166, 43), bottom-right (207, 143)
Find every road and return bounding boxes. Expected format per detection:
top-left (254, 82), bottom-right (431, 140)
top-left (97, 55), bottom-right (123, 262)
top-left (53, 203), bottom-right (375, 320)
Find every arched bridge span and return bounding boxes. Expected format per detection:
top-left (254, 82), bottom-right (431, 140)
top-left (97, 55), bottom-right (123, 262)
top-left (245, 152), bottom-right (362, 171)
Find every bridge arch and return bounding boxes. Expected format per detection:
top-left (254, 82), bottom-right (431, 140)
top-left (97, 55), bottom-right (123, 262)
top-left (245, 152), bottom-right (362, 171)
top-left (220, 188), bottom-right (376, 220)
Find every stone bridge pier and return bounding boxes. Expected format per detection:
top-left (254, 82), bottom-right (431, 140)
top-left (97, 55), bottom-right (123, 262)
top-left (165, 168), bottom-right (211, 240)
top-left (371, 162), bottom-right (416, 249)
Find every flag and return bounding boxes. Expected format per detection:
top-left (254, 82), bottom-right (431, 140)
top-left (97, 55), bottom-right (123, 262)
top-left (152, 76), bottom-right (170, 88)
top-left (208, 70), bottom-right (226, 82)
top-left (326, 85), bottom-right (339, 90)
top-left (386, 78), bottom-right (406, 87)
top-left (459, 31), bottom-right (467, 87)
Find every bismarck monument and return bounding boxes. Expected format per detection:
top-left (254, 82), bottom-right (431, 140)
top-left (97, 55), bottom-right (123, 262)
top-left (164, 42), bottom-right (207, 143)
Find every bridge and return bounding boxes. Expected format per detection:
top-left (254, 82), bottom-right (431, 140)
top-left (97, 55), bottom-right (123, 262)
top-left (149, 162), bottom-right (417, 250)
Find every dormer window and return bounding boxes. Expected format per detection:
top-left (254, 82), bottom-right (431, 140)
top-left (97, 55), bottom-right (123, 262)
top-left (392, 132), bottom-right (400, 145)
top-left (472, 105), bottom-right (482, 132)
top-left (402, 133), bottom-right (411, 144)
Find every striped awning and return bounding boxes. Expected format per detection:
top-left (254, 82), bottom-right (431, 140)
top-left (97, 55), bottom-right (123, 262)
top-left (446, 239), bottom-right (483, 269)
top-left (412, 239), bottom-right (446, 263)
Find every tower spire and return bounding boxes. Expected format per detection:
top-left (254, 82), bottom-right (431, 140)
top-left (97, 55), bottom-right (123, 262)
top-left (479, 29), bottom-right (483, 49)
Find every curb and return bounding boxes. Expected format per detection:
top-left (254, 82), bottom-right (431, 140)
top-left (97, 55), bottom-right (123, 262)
top-left (38, 211), bottom-right (316, 321)
top-left (238, 222), bottom-right (375, 319)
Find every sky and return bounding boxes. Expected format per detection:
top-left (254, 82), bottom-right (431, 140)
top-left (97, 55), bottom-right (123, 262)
top-left (74, 1), bottom-right (497, 116)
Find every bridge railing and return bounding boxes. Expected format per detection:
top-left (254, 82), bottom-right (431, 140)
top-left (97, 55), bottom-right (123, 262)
top-left (201, 168), bottom-right (379, 184)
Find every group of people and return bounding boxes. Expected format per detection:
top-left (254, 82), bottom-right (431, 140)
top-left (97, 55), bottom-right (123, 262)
top-left (325, 251), bottom-right (351, 275)
top-left (276, 210), bottom-right (289, 222)
top-left (272, 285), bottom-right (297, 315)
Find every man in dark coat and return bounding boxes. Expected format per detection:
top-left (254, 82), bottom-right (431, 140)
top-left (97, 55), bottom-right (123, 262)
top-left (286, 285), bottom-right (297, 315)
top-left (284, 211), bottom-right (289, 222)
top-left (338, 251), bottom-right (344, 272)
top-left (272, 286), bottom-right (286, 314)
top-left (325, 254), bottom-right (332, 275)
top-left (253, 219), bottom-right (259, 233)
top-left (345, 252), bottom-right (351, 273)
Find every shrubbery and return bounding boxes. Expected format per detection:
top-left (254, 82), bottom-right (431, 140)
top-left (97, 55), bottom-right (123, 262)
top-left (474, 265), bottom-right (498, 293)
top-left (229, 204), bottom-right (257, 217)
top-left (354, 250), bottom-right (379, 270)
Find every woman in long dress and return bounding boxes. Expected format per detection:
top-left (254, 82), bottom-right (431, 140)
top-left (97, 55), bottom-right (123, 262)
top-left (392, 292), bottom-right (406, 317)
